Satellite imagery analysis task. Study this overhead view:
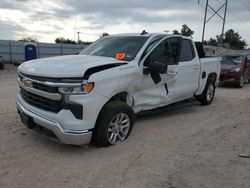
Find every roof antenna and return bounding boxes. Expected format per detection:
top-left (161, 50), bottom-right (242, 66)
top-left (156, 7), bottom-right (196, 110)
top-left (141, 30), bottom-right (148, 35)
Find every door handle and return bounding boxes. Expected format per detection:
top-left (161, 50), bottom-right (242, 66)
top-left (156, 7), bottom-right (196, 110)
top-left (167, 71), bottom-right (177, 75)
top-left (193, 65), bottom-right (199, 69)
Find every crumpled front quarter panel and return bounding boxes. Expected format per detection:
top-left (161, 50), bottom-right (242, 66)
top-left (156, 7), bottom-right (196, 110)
top-left (88, 63), bottom-right (139, 101)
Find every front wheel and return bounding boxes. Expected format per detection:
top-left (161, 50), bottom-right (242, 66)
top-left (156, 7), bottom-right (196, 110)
top-left (196, 82), bottom-right (216, 105)
top-left (93, 101), bottom-right (134, 147)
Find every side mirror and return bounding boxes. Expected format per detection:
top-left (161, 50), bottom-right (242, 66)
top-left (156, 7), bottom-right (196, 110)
top-left (143, 60), bottom-right (168, 75)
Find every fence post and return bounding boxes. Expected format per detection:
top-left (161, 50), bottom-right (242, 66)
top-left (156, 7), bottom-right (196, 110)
top-left (60, 43), bottom-right (63, 55)
top-left (9, 40), bottom-right (12, 63)
top-left (37, 43), bottom-right (40, 58)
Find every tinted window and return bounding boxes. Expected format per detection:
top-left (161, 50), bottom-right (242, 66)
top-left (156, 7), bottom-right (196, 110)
top-left (144, 38), bottom-right (179, 66)
top-left (179, 39), bottom-right (195, 62)
top-left (80, 36), bottom-right (148, 61)
top-left (140, 35), bottom-right (164, 60)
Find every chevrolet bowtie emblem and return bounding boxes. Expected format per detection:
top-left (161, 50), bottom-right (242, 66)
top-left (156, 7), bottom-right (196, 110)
top-left (22, 79), bottom-right (32, 87)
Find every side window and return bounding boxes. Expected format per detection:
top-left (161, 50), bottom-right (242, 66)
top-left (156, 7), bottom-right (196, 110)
top-left (140, 36), bottom-right (164, 61)
top-left (179, 39), bottom-right (195, 62)
top-left (144, 38), bottom-right (179, 66)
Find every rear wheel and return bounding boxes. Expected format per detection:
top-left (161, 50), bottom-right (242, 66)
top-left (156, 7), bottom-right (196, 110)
top-left (93, 101), bottom-right (134, 147)
top-left (196, 82), bottom-right (215, 105)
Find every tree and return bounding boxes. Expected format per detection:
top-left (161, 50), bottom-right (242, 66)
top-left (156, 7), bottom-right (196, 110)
top-left (222, 29), bottom-right (247, 50)
top-left (172, 29), bottom-right (180, 35)
top-left (203, 29), bottom-right (247, 50)
top-left (172, 24), bottom-right (194, 37)
top-left (19, 37), bottom-right (38, 42)
top-left (78, 40), bottom-right (92, 45)
top-left (55, 37), bottom-right (77, 44)
top-left (181, 24), bottom-right (194, 37)
top-left (100, 32), bottom-right (109, 38)
top-left (207, 37), bottom-right (218, 46)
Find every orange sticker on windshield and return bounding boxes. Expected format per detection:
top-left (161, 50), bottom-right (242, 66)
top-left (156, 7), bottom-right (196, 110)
top-left (115, 53), bottom-right (126, 60)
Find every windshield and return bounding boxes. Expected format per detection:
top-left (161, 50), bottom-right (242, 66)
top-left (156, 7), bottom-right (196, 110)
top-left (221, 56), bottom-right (245, 65)
top-left (80, 36), bottom-right (149, 61)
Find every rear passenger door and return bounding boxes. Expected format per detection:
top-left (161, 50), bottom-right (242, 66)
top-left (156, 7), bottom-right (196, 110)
top-left (174, 39), bottom-right (200, 101)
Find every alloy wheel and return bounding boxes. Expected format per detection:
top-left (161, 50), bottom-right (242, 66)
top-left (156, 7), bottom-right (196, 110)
top-left (206, 83), bottom-right (215, 102)
top-left (107, 113), bottom-right (130, 144)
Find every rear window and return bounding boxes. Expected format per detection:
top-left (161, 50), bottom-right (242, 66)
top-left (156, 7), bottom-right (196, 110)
top-left (80, 36), bottom-right (149, 61)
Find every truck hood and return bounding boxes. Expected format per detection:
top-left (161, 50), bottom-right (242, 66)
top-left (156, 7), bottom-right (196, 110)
top-left (18, 55), bottom-right (127, 78)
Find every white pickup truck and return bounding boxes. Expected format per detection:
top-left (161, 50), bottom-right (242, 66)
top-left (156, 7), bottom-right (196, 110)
top-left (17, 33), bottom-right (221, 147)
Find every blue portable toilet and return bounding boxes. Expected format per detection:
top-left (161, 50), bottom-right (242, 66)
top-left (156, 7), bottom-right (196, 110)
top-left (24, 42), bottom-right (37, 61)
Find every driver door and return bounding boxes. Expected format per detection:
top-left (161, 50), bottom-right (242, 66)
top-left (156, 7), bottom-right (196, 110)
top-left (133, 37), bottom-right (181, 112)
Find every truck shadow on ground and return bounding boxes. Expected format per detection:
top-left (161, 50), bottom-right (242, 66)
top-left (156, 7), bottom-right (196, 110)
top-left (219, 82), bottom-right (249, 89)
top-left (27, 98), bottom-right (203, 152)
top-left (135, 98), bottom-right (201, 121)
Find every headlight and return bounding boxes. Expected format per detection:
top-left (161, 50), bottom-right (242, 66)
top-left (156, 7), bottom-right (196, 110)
top-left (58, 82), bottom-right (94, 94)
top-left (230, 67), bottom-right (241, 72)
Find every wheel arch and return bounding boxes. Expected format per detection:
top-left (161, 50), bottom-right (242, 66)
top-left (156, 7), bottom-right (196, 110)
top-left (92, 91), bottom-right (131, 131)
top-left (108, 91), bottom-right (129, 103)
top-left (92, 92), bottom-right (134, 145)
top-left (207, 72), bottom-right (217, 84)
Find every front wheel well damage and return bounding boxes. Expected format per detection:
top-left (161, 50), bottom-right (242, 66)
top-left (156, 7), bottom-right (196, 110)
top-left (108, 92), bottom-right (128, 103)
top-left (92, 91), bottom-right (130, 136)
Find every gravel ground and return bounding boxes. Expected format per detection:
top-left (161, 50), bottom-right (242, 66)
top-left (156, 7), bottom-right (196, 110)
top-left (0, 64), bottom-right (250, 188)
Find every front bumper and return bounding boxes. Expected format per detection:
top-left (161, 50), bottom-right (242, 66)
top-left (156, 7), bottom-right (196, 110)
top-left (220, 72), bottom-right (241, 85)
top-left (16, 99), bottom-right (92, 145)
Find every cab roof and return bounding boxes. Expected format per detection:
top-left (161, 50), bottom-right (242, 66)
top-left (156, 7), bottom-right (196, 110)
top-left (110, 33), bottom-right (192, 40)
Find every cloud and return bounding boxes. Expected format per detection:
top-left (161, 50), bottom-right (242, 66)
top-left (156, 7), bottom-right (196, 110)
top-left (0, 20), bottom-right (27, 39)
top-left (0, 0), bottom-right (249, 45)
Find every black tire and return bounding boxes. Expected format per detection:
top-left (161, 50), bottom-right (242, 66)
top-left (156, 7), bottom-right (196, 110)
top-left (93, 101), bottom-right (134, 147)
top-left (196, 81), bottom-right (216, 105)
top-left (0, 63), bottom-right (4, 70)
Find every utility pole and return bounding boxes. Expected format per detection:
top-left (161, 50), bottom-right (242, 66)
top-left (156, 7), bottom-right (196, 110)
top-left (221, 0), bottom-right (228, 46)
top-left (77, 32), bottom-right (81, 43)
top-left (202, 0), bottom-right (209, 43)
top-left (201, 0), bottom-right (228, 46)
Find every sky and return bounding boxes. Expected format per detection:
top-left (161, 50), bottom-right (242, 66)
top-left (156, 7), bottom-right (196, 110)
top-left (0, 0), bottom-right (250, 45)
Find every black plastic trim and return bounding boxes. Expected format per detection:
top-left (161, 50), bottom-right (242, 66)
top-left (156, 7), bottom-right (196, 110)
top-left (20, 89), bottom-right (83, 119)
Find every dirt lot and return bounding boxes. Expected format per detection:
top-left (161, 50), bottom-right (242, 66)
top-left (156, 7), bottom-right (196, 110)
top-left (0, 64), bottom-right (250, 188)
